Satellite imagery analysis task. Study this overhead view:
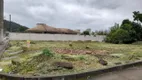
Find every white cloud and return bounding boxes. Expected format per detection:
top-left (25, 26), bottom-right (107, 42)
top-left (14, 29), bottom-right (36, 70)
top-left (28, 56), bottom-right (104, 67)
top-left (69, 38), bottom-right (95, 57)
top-left (4, 0), bottom-right (142, 31)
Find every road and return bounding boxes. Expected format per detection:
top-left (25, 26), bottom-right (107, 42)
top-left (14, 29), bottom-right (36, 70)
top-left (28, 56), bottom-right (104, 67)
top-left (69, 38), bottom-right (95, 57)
top-left (89, 66), bottom-right (142, 80)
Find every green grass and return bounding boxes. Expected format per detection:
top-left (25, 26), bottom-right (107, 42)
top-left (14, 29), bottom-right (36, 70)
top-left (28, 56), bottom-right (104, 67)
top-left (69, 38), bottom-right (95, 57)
top-left (0, 40), bottom-right (142, 76)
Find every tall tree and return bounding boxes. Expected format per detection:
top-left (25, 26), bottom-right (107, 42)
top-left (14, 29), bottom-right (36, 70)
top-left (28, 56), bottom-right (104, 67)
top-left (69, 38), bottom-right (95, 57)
top-left (121, 19), bottom-right (131, 26)
top-left (133, 11), bottom-right (142, 23)
top-left (133, 11), bottom-right (140, 22)
top-left (139, 14), bottom-right (142, 23)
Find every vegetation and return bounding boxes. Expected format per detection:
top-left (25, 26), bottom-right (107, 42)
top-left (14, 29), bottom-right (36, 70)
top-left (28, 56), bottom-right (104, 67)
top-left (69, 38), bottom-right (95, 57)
top-left (42, 49), bottom-right (54, 57)
top-left (82, 29), bottom-right (108, 36)
top-left (81, 28), bottom-right (91, 35)
top-left (95, 30), bottom-right (108, 35)
top-left (133, 11), bottom-right (142, 23)
top-left (1, 41), bottom-right (142, 76)
top-left (105, 11), bottom-right (142, 44)
top-left (4, 20), bottom-right (29, 32)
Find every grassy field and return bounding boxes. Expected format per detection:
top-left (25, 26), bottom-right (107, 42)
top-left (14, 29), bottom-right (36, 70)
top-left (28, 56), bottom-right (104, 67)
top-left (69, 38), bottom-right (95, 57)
top-left (0, 40), bottom-right (142, 76)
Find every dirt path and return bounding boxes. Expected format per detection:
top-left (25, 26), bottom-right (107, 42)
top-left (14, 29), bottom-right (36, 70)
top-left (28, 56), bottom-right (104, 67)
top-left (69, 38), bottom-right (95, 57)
top-left (89, 66), bottom-right (142, 80)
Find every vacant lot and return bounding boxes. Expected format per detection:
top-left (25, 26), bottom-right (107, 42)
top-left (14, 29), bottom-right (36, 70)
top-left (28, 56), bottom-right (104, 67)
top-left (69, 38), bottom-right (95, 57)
top-left (0, 41), bottom-right (142, 76)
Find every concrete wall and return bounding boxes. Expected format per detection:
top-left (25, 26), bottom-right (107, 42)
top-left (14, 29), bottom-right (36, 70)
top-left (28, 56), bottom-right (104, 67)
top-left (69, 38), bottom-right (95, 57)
top-left (9, 33), bottom-right (106, 42)
top-left (0, 0), bottom-right (4, 42)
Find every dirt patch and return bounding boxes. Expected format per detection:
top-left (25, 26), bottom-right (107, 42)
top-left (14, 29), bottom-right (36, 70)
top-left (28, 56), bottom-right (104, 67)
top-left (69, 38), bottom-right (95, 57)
top-left (52, 48), bottom-right (109, 55)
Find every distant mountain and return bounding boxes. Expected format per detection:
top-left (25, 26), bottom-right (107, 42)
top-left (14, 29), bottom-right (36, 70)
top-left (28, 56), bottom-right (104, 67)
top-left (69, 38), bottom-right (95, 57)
top-left (4, 20), bottom-right (29, 32)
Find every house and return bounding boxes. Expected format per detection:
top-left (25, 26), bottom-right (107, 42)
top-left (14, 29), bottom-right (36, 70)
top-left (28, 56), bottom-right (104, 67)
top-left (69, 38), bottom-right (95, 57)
top-left (26, 23), bottom-right (78, 34)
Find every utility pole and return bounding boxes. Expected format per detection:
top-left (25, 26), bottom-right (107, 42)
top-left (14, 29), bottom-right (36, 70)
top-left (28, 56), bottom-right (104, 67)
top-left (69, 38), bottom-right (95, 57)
top-left (9, 14), bottom-right (12, 32)
top-left (0, 0), bottom-right (4, 43)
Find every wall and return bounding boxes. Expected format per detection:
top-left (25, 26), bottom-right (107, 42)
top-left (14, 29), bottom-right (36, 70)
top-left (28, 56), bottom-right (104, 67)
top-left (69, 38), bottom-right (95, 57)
top-left (0, 0), bottom-right (4, 43)
top-left (9, 33), bottom-right (106, 42)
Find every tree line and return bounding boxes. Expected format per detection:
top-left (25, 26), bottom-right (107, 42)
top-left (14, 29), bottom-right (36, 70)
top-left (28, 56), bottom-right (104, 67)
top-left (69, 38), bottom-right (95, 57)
top-left (4, 20), bottom-right (29, 32)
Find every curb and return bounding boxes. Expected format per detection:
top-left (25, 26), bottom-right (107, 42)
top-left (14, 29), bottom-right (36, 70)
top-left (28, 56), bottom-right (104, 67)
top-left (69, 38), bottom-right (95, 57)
top-left (0, 60), bottom-right (142, 80)
top-left (0, 39), bottom-right (9, 59)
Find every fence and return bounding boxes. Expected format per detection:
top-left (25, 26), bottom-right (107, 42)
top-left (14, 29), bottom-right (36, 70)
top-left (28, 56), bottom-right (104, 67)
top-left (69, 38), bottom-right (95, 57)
top-left (9, 33), bottom-right (106, 42)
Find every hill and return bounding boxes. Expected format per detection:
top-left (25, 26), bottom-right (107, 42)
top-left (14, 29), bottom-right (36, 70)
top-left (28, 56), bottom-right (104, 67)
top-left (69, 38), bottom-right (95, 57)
top-left (4, 20), bottom-right (29, 32)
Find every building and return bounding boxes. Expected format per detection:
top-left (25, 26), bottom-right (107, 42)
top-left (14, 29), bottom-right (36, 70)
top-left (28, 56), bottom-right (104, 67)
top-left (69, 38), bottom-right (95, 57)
top-left (26, 23), bottom-right (78, 34)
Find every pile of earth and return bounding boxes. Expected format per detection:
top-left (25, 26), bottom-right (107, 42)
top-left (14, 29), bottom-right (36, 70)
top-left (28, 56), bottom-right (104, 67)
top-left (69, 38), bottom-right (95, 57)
top-left (52, 48), bottom-right (109, 55)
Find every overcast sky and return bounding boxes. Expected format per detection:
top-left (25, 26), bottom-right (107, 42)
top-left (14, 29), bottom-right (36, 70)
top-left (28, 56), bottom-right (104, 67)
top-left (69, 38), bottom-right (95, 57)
top-left (4, 0), bottom-right (142, 31)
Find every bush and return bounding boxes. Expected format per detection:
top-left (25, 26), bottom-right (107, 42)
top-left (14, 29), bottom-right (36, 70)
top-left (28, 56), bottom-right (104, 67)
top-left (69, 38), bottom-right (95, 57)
top-left (30, 41), bottom-right (36, 44)
top-left (105, 22), bottom-right (139, 44)
top-left (106, 29), bottom-right (134, 44)
top-left (42, 49), bottom-right (54, 57)
top-left (78, 56), bottom-right (85, 60)
top-left (112, 29), bottom-right (130, 43)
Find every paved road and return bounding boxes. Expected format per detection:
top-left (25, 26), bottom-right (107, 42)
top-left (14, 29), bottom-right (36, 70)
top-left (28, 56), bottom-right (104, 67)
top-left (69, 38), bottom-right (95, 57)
top-left (90, 66), bottom-right (142, 80)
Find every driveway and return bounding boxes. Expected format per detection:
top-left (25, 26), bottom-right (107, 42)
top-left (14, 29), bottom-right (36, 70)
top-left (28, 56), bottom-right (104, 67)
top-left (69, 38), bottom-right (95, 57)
top-left (90, 66), bottom-right (142, 80)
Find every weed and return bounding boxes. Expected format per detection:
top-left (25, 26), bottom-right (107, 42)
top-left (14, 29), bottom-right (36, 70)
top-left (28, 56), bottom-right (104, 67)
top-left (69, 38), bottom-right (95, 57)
top-left (22, 46), bottom-right (28, 52)
top-left (30, 41), bottom-right (36, 44)
top-left (42, 49), bottom-right (54, 57)
top-left (78, 56), bottom-right (85, 60)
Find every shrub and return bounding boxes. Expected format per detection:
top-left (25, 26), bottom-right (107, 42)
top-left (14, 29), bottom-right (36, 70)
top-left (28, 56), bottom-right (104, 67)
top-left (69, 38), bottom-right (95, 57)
top-left (78, 56), bottom-right (85, 60)
top-left (42, 49), bottom-right (54, 57)
top-left (30, 41), bottom-right (36, 44)
top-left (111, 29), bottom-right (131, 43)
top-left (85, 46), bottom-right (90, 49)
top-left (111, 29), bottom-right (135, 43)
top-left (69, 43), bottom-right (73, 47)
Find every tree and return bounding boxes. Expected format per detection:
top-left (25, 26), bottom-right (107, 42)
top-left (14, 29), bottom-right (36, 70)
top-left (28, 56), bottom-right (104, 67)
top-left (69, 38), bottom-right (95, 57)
top-left (121, 20), bottom-right (137, 42)
top-left (133, 11), bottom-right (142, 23)
top-left (111, 29), bottom-right (131, 44)
top-left (105, 21), bottom-right (137, 44)
top-left (110, 23), bottom-right (120, 33)
top-left (19, 26), bottom-right (28, 32)
top-left (133, 11), bottom-right (140, 22)
top-left (91, 31), bottom-right (95, 35)
top-left (121, 23), bottom-right (132, 31)
top-left (139, 14), bottom-right (142, 23)
top-left (105, 11), bottom-right (142, 44)
top-left (86, 28), bottom-right (91, 34)
top-left (121, 19), bottom-right (131, 26)
top-left (82, 30), bottom-right (90, 35)
top-left (105, 23), bottom-right (120, 43)
top-left (81, 28), bottom-right (91, 35)
top-left (131, 22), bottom-right (142, 40)
top-left (95, 30), bottom-right (108, 35)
